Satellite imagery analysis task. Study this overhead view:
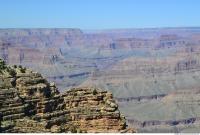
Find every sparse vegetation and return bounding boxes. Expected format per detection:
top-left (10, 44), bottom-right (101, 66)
top-left (0, 59), bottom-right (16, 76)
top-left (20, 67), bottom-right (26, 73)
top-left (92, 89), bottom-right (97, 95)
top-left (0, 58), bottom-right (130, 133)
top-left (8, 68), bottom-right (16, 76)
top-left (18, 65), bottom-right (26, 73)
top-left (0, 59), bottom-right (6, 70)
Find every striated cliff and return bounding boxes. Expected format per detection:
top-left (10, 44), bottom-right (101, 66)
top-left (2, 28), bottom-right (200, 132)
top-left (0, 59), bottom-right (135, 133)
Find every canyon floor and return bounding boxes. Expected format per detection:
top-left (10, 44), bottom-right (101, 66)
top-left (1, 28), bottom-right (200, 132)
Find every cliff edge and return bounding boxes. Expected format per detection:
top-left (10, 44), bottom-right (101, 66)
top-left (0, 59), bottom-right (135, 133)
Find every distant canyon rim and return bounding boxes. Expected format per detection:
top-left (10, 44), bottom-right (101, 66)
top-left (1, 27), bottom-right (200, 132)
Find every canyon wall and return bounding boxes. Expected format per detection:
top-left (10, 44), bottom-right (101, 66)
top-left (1, 28), bottom-right (200, 132)
top-left (0, 59), bottom-right (135, 133)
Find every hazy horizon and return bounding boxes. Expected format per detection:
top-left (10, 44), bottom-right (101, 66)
top-left (0, 26), bottom-right (200, 31)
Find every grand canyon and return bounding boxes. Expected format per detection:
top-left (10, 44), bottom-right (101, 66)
top-left (1, 28), bottom-right (200, 132)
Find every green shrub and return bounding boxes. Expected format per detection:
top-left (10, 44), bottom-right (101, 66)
top-left (13, 65), bottom-right (17, 68)
top-left (20, 68), bottom-right (26, 73)
top-left (0, 60), bottom-right (6, 70)
top-left (92, 89), bottom-right (97, 95)
top-left (6, 68), bottom-right (9, 72)
top-left (8, 69), bottom-right (16, 76)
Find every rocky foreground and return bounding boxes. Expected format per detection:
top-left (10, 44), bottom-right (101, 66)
top-left (0, 59), bottom-right (135, 133)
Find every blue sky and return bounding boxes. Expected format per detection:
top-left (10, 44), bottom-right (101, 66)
top-left (0, 0), bottom-right (200, 29)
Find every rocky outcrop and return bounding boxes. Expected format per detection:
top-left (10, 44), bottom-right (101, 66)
top-left (0, 59), bottom-right (135, 133)
top-left (158, 35), bottom-right (188, 49)
top-left (112, 38), bottom-right (155, 50)
top-left (61, 87), bottom-right (128, 133)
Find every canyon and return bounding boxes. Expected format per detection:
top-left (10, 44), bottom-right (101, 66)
top-left (1, 28), bottom-right (200, 132)
top-left (0, 59), bottom-right (134, 133)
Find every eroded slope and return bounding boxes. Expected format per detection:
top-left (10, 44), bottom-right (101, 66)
top-left (0, 59), bottom-right (135, 133)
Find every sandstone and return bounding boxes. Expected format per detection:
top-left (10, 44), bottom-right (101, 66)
top-left (0, 59), bottom-right (136, 133)
top-left (50, 125), bottom-right (61, 133)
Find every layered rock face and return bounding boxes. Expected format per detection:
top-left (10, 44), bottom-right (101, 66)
top-left (80, 51), bottom-right (200, 132)
top-left (62, 88), bottom-right (127, 133)
top-left (1, 28), bottom-right (200, 92)
top-left (2, 28), bottom-right (200, 132)
top-left (0, 59), bottom-right (135, 133)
